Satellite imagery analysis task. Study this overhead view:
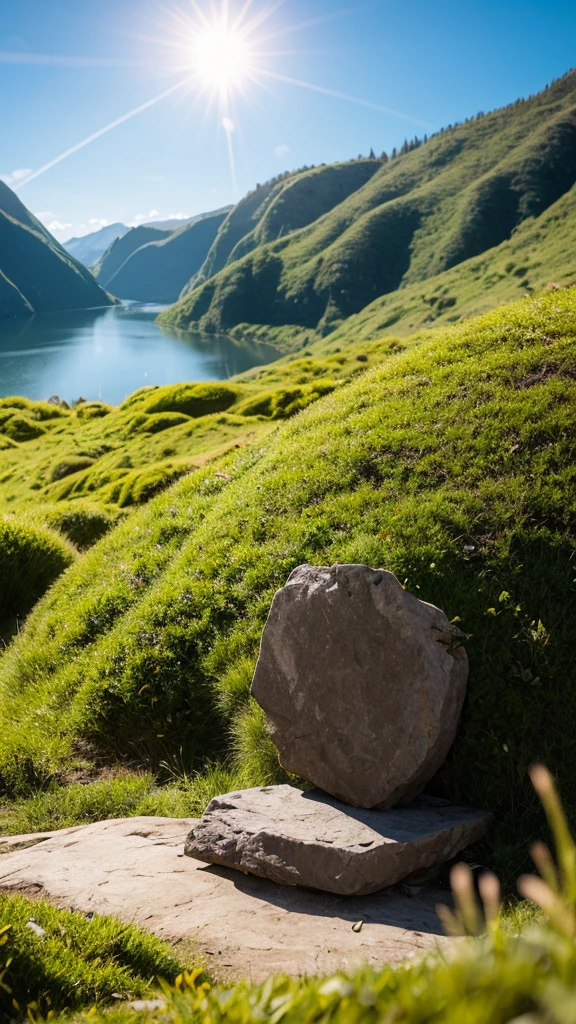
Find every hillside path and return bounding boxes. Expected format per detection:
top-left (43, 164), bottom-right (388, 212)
top-left (0, 816), bottom-right (448, 981)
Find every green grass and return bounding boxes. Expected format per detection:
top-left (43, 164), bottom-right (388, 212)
top-left (160, 70), bottom-right (576, 338)
top-left (0, 767), bottom-right (243, 835)
top-left (0, 518), bottom-right (76, 637)
top-left (0, 891), bottom-right (191, 1019)
top-left (0, 349), bottom-right (383, 513)
top-left (0, 289), bottom-right (575, 888)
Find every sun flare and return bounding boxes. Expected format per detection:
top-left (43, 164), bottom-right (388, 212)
top-left (193, 25), bottom-right (251, 90)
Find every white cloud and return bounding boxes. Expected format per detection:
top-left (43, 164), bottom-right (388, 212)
top-left (36, 210), bottom-right (72, 232)
top-left (48, 220), bottom-right (73, 232)
top-left (274, 144), bottom-right (290, 160)
top-left (1, 167), bottom-right (33, 186)
top-left (166, 212), bottom-right (189, 220)
top-left (89, 217), bottom-right (109, 227)
top-left (222, 117), bottom-right (235, 134)
top-left (34, 210), bottom-right (74, 241)
top-left (129, 208), bottom-right (161, 226)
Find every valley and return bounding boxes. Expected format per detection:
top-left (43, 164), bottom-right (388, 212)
top-left (1, 55), bottom-right (576, 1024)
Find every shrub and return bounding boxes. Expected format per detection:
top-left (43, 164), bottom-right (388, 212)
top-left (1, 415), bottom-right (46, 442)
top-left (135, 413), bottom-right (191, 435)
top-left (112, 463), bottom-right (193, 507)
top-left (50, 456), bottom-right (96, 483)
top-left (143, 383), bottom-right (237, 418)
top-left (238, 382), bottom-right (335, 419)
top-left (28, 503), bottom-right (122, 549)
top-left (0, 397), bottom-right (67, 422)
top-left (75, 402), bottom-right (112, 420)
top-left (0, 519), bottom-right (76, 621)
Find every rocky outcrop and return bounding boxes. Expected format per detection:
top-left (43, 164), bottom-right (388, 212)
top-left (251, 564), bottom-right (468, 809)
top-left (0, 816), bottom-right (449, 979)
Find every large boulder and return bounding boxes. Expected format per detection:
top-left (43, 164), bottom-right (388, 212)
top-left (251, 564), bottom-right (468, 808)
top-left (185, 786), bottom-right (492, 896)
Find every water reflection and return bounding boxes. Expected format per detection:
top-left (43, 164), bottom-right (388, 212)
top-left (0, 304), bottom-right (280, 404)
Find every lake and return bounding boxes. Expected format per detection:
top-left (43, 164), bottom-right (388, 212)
top-left (0, 303), bottom-right (280, 405)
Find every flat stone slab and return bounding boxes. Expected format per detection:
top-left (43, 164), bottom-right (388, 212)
top-left (1, 817), bottom-right (451, 981)
top-left (185, 786), bottom-right (492, 896)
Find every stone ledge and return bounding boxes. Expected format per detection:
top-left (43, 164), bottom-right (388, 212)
top-left (185, 786), bottom-right (492, 896)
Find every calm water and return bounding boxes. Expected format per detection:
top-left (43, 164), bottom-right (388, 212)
top-left (0, 304), bottom-right (280, 405)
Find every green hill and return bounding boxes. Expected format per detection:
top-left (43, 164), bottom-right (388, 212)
top-left (94, 225), bottom-right (173, 288)
top-left (0, 184), bottom-right (114, 320)
top-left (186, 159), bottom-right (380, 293)
top-left (161, 71), bottom-right (576, 337)
top-left (103, 209), bottom-right (230, 303)
top-left (0, 286), bottom-right (574, 884)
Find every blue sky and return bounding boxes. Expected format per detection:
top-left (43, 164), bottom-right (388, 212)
top-left (1, 0), bottom-right (575, 241)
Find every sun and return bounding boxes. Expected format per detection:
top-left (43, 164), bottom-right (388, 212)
top-left (193, 25), bottom-right (251, 91)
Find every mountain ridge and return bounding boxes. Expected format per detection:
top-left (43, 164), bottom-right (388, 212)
top-left (0, 184), bottom-right (114, 321)
top-left (160, 69), bottom-right (576, 338)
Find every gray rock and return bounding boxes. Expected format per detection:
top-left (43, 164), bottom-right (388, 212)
top-left (185, 785), bottom-right (492, 896)
top-left (251, 564), bottom-right (468, 808)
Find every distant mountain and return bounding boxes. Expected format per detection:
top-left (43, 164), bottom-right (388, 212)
top-left (161, 71), bottom-right (576, 337)
top-left (63, 223), bottom-right (129, 268)
top-left (143, 217), bottom-right (195, 230)
top-left (102, 209), bottom-right (230, 303)
top-left (0, 182), bottom-right (114, 321)
top-left (94, 225), bottom-right (173, 289)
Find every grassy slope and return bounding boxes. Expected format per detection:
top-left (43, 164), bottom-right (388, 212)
top-left (161, 72), bottom-right (576, 336)
top-left (104, 210), bottom-right (230, 303)
top-left (0, 184), bottom-right (114, 318)
top-left (0, 289), bottom-right (575, 884)
top-left (185, 160), bottom-right (380, 295)
top-left (0, 366), bottom-right (350, 514)
top-left (324, 178), bottom-right (576, 345)
top-left (226, 160), bottom-right (381, 263)
top-left (94, 226), bottom-right (172, 289)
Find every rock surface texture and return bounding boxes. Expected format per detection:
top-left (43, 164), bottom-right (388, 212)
top-left (185, 786), bottom-right (492, 896)
top-left (0, 817), bottom-right (450, 980)
top-left (251, 564), bottom-right (468, 809)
